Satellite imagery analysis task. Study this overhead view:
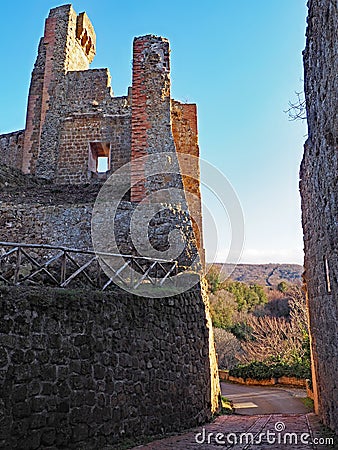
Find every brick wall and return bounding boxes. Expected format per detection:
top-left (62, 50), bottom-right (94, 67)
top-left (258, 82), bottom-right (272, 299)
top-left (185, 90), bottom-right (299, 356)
top-left (130, 36), bottom-right (176, 202)
top-left (300, 0), bottom-right (338, 434)
top-left (172, 101), bottom-right (204, 260)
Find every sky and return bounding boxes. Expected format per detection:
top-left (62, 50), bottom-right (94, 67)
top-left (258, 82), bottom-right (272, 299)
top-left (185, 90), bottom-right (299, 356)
top-left (0, 0), bottom-right (308, 265)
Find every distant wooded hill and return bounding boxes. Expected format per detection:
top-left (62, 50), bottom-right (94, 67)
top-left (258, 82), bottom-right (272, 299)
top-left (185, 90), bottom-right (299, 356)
top-left (212, 263), bottom-right (303, 287)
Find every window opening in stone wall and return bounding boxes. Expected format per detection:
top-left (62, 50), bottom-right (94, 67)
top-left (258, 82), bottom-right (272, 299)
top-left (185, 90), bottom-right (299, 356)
top-left (324, 256), bottom-right (331, 293)
top-left (88, 142), bottom-right (111, 179)
top-left (97, 156), bottom-right (108, 173)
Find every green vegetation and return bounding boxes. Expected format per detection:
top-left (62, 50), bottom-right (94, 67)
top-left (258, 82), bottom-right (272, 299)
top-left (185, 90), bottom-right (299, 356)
top-left (206, 266), bottom-right (268, 312)
top-left (206, 265), bottom-right (311, 383)
top-left (224, 281), bottom-right (267, 312)
top-left (209, 290), bottom-right (237, 329)
top-left (277, 281), bottom-right (288, 293)
top-left (207, 265), bottom-right (223, 293)
top-left (220, 396), bottom-right (234, 415)
top-left (229, 360), bottom-right (311, 380)
top-left (301, 397), bottom-right (314, 411)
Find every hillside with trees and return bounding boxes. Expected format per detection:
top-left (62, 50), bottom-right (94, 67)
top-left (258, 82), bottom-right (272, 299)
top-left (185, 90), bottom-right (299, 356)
top-left (214, 263), bottom-right (303, 287)
top-left (206, 265), bottom-right (310, 381)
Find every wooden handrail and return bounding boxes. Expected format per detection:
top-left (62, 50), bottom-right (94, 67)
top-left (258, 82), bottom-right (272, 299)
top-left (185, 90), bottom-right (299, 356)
top-left (0, 241), bottom-right (178, 290)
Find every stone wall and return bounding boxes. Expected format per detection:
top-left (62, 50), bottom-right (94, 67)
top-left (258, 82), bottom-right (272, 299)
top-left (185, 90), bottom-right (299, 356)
top-left (0, 196), bottom-right (198, 269)
top-left (0, 284), bottom-right (220, 449)
top-left (300, 0), bottom-right (338, 433)
top-left (56, 113), bottom-right (131, 184)
top-left (0, 131), bottom-right (24, 171)
top-left (0, 201), bottom-right (92, 249)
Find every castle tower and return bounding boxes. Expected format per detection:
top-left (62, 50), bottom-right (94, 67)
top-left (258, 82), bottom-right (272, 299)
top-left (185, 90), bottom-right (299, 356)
top-left (22, 5), bottom-right (96, 176)
top-left (130, 35), bottom-right (176, 202)
top-left (130, 36), bottom-right (204, 261)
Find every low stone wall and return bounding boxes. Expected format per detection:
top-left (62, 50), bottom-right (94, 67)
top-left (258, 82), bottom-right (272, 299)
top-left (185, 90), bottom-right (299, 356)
top-left (0, 284), bottom-right (219, 449)
top-left (219, 371), bottom-right (307, 388)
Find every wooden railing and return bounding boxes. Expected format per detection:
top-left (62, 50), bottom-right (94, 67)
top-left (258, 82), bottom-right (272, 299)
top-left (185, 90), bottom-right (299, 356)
top-left (0, 242), bottom-right (178, 291)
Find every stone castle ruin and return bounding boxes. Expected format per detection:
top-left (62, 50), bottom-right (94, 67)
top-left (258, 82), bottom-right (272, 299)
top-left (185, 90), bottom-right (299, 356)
top-left (0, 5), bottom-right (220, 448)
top-left (0, 4), bottom-right (204, 265)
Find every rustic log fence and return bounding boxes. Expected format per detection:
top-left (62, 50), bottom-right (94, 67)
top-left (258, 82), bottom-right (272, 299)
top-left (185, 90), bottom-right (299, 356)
top-left (0, 242), bottom-right (178, 291)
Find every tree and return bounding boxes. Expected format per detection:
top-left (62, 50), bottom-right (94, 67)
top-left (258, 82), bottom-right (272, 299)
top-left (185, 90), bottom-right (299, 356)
top-left (224, 281), bottom-right (268, 312)
top-left (240, 285), bottom-right (310, 367)
top-left (205, 265), bottom-right (223, 293)
top-left (209, 290), bottom-right (237, 329)
top-left (239, 315), bottom-right (303, 364)
top-left (213, 328), bottom-right (241, 369)
top-left (277, 281), bottom-right (288, 293)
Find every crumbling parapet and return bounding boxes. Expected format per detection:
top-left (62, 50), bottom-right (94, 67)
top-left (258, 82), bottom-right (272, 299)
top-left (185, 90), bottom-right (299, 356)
top-left (0, 4), bottom-right (206, 267)
top-left (0, 130), bottom-right (24, 171)
top-left (2, 5), bottom-right (203, 207)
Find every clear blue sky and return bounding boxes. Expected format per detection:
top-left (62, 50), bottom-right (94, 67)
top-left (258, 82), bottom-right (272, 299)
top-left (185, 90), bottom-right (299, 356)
top-left (0, 1), bottom-right (308, 265)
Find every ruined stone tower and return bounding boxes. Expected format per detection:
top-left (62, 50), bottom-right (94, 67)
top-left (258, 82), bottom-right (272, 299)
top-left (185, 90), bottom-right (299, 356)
top-left (0, 4), bottom-right (204, 264)
top-left (300, 0), bottom-right (338, 433)
top-left (0, 5), bottom-right (220, 447)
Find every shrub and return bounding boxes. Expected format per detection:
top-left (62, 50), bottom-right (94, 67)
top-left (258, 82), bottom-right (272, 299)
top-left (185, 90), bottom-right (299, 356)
top-left (229, 360), bottom-right (311, 381)
top-left (277, 281), bottom-right (288, 293)
top-left (224, 281), bottom-right (268, 312)
top-left (205, 265), bottom-right (223, 293)
top-left (230, 321), bottom-right (253, 341)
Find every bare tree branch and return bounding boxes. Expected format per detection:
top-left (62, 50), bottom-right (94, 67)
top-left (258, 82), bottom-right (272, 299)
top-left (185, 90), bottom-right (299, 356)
top-left (285, 91), bottom-right (307, 121)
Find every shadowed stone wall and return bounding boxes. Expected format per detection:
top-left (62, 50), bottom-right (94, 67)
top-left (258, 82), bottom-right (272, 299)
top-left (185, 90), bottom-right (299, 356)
top-left (300, 0), bottom-right (338, 433)
top-left (0, 284), bottom-right (219, 449)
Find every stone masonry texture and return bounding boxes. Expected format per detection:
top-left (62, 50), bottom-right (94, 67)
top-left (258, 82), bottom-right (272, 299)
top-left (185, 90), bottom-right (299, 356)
top-left (0, 5), bottom-right (219, 447)
top-left (0, 284), bottom-right (219, 449)
top-left (300, 0), bottom-right (338, 434)
top-left (0, 4), bottom-right (204, 262)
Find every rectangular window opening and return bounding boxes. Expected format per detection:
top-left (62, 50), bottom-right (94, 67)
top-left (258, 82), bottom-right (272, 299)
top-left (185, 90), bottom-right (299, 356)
top-left (97, 156), bottom-right (109, 173)
top-left (88, 142), bottom-right (111, 178)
